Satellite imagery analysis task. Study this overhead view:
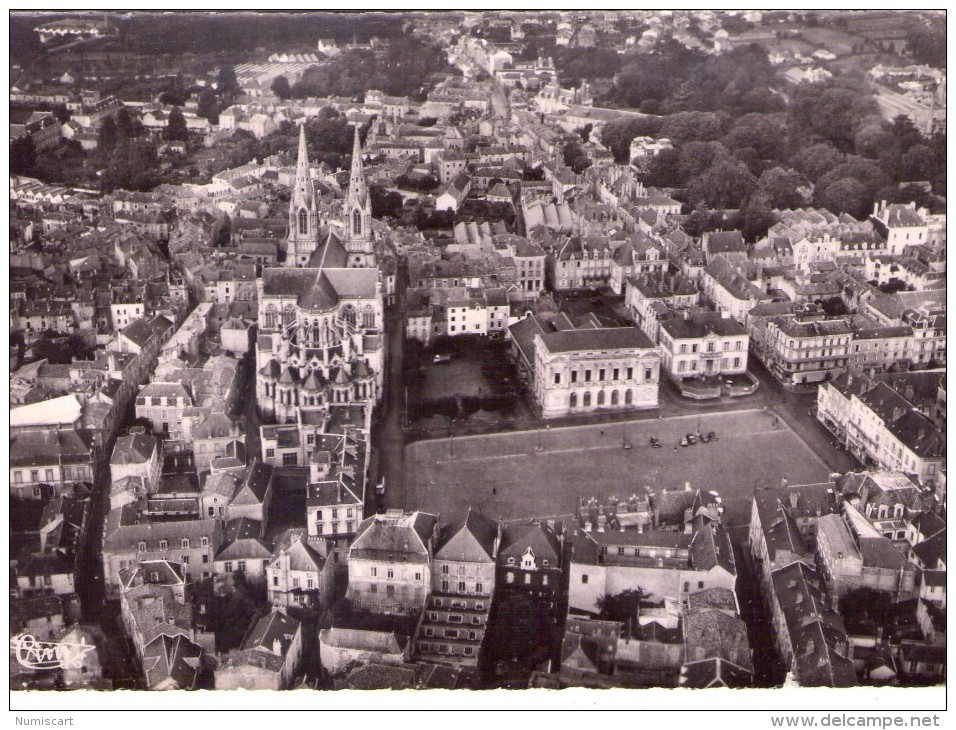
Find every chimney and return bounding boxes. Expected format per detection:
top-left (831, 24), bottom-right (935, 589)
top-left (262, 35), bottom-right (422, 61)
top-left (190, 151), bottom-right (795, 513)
top-left (272, 638), bottom-right (283, 656)
top-left (781, 478), bottom-right (788, 489)
top-left (789, 491), bottom-right (799, 509)
top-left (685, 482), bottom-right (691, 491)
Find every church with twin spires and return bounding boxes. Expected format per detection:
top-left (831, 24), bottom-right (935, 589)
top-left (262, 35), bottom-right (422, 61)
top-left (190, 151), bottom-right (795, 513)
top-left (255, 121), bottom-right (384, 427)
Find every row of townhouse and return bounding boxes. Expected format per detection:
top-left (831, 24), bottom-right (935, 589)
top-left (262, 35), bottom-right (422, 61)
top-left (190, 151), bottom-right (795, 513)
top-left (754, 471), bottom-right (946, 685)
top-left (405, 285), bottom-right (511, 345)
top-left (817, 370), bottom-right (946, 492)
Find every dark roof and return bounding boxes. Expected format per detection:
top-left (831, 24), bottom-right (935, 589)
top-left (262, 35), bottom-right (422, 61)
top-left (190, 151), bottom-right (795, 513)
top-left (242, 609), bottom-right (301, 657)
top-left (540, 326), bottom-right (655, 353)
top-left (659, 311), bottom-right (747, 339)
top-left (498, 520), bottom-right (562, 565)
top-left (435, 509), bottom-right (499, 563)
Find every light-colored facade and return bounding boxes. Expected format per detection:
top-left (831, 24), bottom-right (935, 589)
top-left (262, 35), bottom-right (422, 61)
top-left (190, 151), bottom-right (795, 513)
top-left (759, 315), bottom-right (852, 386)
top-left (346, 510), bottom-right (438, 616)
top-left (530, 327), bottom-right (661, 419)
top-left (658, 312), bottom-right (748, 381)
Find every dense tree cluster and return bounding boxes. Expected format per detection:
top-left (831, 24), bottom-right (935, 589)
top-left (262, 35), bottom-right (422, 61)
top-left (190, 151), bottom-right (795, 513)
top-left (553, 46), bottom-right (622, 86)
top-left (599, 58), bottom-right (946, 241)
top-left (611, 43), bottom-right (783, 116)
top-left (280, 37), bottom-right (455, 100)
top-left (113, 12), bottom-right (409, 55)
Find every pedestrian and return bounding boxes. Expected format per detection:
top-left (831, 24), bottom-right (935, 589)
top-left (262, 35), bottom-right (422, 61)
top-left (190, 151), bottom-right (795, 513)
top-left (600, 429), bottom-right (604, 436)
top-left (673, 446), bottom-right (678, 453)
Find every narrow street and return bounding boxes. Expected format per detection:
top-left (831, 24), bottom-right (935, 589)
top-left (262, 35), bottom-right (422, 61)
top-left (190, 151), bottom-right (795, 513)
top-left (376, 259), bottom-right (409, 512)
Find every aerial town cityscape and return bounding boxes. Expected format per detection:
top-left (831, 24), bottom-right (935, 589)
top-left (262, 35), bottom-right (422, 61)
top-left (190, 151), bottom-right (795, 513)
top-left (9, 10), bottom-right (946, 696)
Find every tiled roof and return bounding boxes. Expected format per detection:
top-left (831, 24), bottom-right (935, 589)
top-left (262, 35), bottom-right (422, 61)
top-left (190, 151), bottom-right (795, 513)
top-left (540, 326), bottom-right (655, 353)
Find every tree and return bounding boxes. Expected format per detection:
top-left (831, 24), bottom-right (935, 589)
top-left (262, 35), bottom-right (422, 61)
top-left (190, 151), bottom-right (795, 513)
top-left (97, 116), bottom-right (118, 155)
top-left (678, 140), bottom-right (728, 180)
top-left (270, 75), bottom-right (292, 99)
top-left (721, 113), bottom-right (787, 161)
top-left (601, 116), bottom-right (664, 163)
top-left (596, 588), bottom-right (649, 623)
top-left (115, 108), bottom-right (134, 140)
top-left (196, 89), bottom-right (220, 125)
top-left (741, 199), bottom-right (777, 242)
top-left (854, 121), bottom-right (894, 159)
top-left (688, 158), bottom-right (755, 209)
top-left (576, 123), bottom-right (593, 143)
top-left (163, 106), bottom-right (189, 142)
top-left (218, 64), bottom-right (240, 101)
top-left (791, 143), bottom-right (844, 182)
top-left (816, 177), bottom-right (869, 218)
top-left (817, 159), bottom-right (891, 203)
top-left (50, 104), bottom-right (71, 124)
top-left (751, 167), bottom-right (812, 210)
top-left (899, 144), bottom-right (936, 182)
top-left (643, 147), bottom-right (684, 187)
top-left (370, 185), bottom-right (403, 218)
top-left (562, 140), bottom-right (592, 174)
top-left (889, 115), bottom-right (925, 156)
top-left (11, 136), bottom-right (37, 176)
top-left (905, 26), bottom-right (946, 68)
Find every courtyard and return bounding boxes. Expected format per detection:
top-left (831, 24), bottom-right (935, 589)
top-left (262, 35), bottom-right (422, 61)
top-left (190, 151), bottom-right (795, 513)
top-left (404, 408), bottom-right (834, 531)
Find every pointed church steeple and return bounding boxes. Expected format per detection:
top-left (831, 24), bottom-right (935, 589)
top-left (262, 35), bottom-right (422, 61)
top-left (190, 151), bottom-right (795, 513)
top-left (343, 123), bottom-right (374, 266)
top-left (293, 122), bottom-right (313, 210)
top-left (347, 124), bottom-right (368, 209)
top-left (286, 120), bottom-right (320, 267)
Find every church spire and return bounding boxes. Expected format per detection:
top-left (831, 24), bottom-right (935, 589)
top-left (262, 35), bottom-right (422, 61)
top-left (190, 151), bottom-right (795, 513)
top-left (348, 124), bottom-right (367, 207)
top-left (293, 121), bottom-right (312, 209)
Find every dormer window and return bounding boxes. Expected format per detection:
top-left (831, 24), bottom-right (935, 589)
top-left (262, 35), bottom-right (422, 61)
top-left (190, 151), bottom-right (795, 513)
top-left (507, 557), bottom-right (515, 565)
top-left (159, 540), bottom-right (168, 551)
top-left (138, 541), bottom-right (147, 552)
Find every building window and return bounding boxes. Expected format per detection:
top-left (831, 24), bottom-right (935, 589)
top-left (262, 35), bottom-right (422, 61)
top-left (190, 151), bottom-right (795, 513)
top-left (200, 537), bottom-right (209, 547)
top-left (238, 560), bottom-right (246, 572)
top-left (371, 567), bottom-right (377, 577)
top-left (202, 554), bottom-right (209, 564)
top-left (225, 562), bottom-right (233, 573)
top-left (181, 539), bottom-right (190, 549)
top-left (554, 373), bottom-right (561, 385)
top-left (159, 540), bottom-right (168, 551)
top-left (475, 582), bottom-right (482, 593)
top-left (266, 448), bottom-right (275, 459)
top-left (524, 573), bottom-right (531, 585)
top-left (282, 453), bottom-right (297, 466)
top-left (138, 541), bottom-right (147, 552)
top-left (506, 572), bottom-right (514, 584)
top-left (442, 580), bottom-right (449, 591)
top-left (442, 564), bottom-right (449, 574)
top-left (387, 569), bottom-right (394, 579)
top-left (627, 367), bottom-right (633, 380)
top-left (581, 574), bottom-right (588, 584)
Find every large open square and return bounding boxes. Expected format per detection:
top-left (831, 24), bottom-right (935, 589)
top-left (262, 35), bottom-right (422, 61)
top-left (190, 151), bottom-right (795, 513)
top-left (404, 408), bottom-right (834, 531)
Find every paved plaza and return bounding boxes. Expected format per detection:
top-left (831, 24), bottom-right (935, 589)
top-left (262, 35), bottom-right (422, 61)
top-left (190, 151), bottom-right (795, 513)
top-left (404, 408), bottom-right (834, 528)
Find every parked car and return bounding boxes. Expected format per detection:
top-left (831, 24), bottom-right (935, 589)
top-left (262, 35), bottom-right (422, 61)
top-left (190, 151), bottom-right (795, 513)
top-left (649, 437), bottom-right (662, 448)
top-left (707, 431), bottom-right (717, 441)
top-left (680, 437), bottom-right (689, 447)
top-left (433, 354), bottom-right (452, 364)
top-left (686, 433), bottom-right (698, 445)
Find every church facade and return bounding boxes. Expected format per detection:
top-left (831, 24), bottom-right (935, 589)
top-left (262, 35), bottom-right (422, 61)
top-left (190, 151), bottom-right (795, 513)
top-left (256, 122), bottom-right (385, 427)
